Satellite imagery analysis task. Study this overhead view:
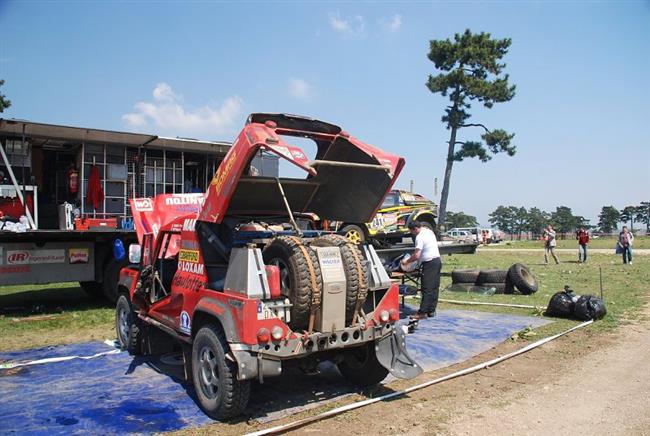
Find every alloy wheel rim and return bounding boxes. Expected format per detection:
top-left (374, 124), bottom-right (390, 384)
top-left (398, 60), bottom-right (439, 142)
top-left (199, 346), bottom-right (219, 399)
top-left (118, 307), bottom-right (129, 344)
top-left (346, 230), bottom-right (362, 244)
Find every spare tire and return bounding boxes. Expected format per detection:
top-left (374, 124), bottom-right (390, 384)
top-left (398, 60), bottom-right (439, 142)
top-left (476, 269), bottom-right (508, 284)
top-left (451, 269), bottom-right (480, 284)
top-left (263, 236), bottom-right (323, 330)
top-left (508, 263), bottom-right (538, 295)
top-left (504, 275), bottom-right (515, 294)
top-left (311, 234), bottom-right (368, 325)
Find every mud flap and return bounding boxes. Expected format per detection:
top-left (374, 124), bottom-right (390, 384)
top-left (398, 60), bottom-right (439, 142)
top-left (376, 326), bottom-right (423, 379)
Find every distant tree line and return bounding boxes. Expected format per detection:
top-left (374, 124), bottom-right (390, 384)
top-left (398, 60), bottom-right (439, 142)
top-left (485, 203), bottom-right (649, 239)
top-left (445, 210), bottom-right (479, 229)
top-left (598, 203), bottom-right (649, 233)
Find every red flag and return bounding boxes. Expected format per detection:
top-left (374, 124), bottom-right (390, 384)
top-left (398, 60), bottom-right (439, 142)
top-left (86, 165), bottom-right (104, 210)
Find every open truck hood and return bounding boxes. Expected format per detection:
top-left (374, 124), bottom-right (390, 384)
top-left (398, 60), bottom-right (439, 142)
top-left (198, 113), bottom-right (405, 224)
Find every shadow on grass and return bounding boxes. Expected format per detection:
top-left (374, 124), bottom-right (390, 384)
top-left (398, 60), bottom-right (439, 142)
top-left (0, 286), bottom-right (112, 317)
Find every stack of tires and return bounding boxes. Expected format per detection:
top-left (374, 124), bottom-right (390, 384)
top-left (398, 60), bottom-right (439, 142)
top-left (450, 263), bottom-right (538, 295)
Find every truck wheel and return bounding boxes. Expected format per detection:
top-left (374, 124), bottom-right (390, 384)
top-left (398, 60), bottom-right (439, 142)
top-left (341, 224), bottom-right (366, 244)
top-left (337, 342), bottom-right (389, 387)
top-left (115, 294), bottom-right (143, 355)
top-left (103, 258), bottom-right (128, 304)
top-left (451, 269), bottom-right (480, 284)
top-left (80, 281), bottom-right (103, 298)
top-left (312, 234), bottom-right (368, 325)
top-left (476, 269), bottom-right (508, 284)
top-left (263, 236), bottom-right (322, 330)
top-left (192, 325), bottom-right (250, 420)
top-left (508, 263), bottom-right (538, 295)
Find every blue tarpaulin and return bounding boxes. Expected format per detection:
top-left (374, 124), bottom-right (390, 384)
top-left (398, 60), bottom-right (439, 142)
top-left (0, 309), bottom-right (549, 434)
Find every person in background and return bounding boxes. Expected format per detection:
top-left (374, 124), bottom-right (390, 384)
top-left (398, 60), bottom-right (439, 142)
top-left (576, 227), bottom-right (590, 263)
top-left (401, 221), bottom-right (442, 320)
top-left (543, 224), bottom-right (560, 265)
top-left (618, 226), bottom-right (634, 264)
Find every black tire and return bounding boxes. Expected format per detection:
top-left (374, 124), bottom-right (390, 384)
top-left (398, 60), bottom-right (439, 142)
top-left (115, 294), bottom-right (143, 355)
top-left (192, 325), bottom-right (250, 420)
top-left (262, 236), bottom-right (322, 330)
top-left (504, 275), bottom-right (515, 294)
top-left (476, 269), bottom-right (508, 284)
top-left (103, 258), bottom-right (129, 304)
top-left (80, 281), bottom-right (103, 298)
top-left (337, 342), bottom-right (389, 387)
top-left (340, 224), bottom-right (366, 244)
top-left (451, 269), bottom-right (480, 284)
top-left (311, 234), bottom-right (368, 325)
top-left (507, 263), bottom-right (538, 295)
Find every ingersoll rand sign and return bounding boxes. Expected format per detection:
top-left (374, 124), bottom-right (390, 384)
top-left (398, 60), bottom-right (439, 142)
top-left (0, 243), bottom-right (94, 286)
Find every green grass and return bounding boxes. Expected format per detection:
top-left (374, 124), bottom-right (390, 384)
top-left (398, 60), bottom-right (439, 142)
top-left (406, 251), bottom-right (650, 337)
top-left (1, 249), bottom-right (648, 351)
top-left (0, 282), bottom-right (114, 351)
top-left (482, 235), bottom-right (650, 250)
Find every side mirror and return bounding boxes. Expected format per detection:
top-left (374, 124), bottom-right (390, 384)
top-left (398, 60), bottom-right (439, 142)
top-left (128, 244), bottom-right (141, 264)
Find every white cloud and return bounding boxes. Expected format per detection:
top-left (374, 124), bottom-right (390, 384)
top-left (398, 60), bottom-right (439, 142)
top-left (122, 83), bottom-right (243, 136)
top-left (381, 14), bottom-right (402, 32)
top-left (288, 78), bottom-right (313, 99)
top-left (329, 12), bottom-right (364, 35)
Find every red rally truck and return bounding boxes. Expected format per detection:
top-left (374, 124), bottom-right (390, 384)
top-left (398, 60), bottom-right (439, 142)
top-left (115, 113), bottom-right (422, 419)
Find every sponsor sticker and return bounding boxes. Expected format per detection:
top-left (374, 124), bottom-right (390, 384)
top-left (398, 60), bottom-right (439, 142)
top-left (172, 274), bottom-right (204, 291)
top-left (178, 249), bottom-right (199, 263)
top-left (69, 248), bottom-right (89, 264)
top-left (0, 265), bottom-right (30, 274)
top-left (7, 249), bottom-right (65, 265)
top-left (179, 311), bottom-right (191, 334)
top-left (256, 301), bottom-right (278, 320)
top-left (178, 260), bottom-right (204, 275)
top-left (165, 195), bottom-right (204, 206)
top-left (228, 299), bottom-right (243, 309)
top-left (182, 219), bottom-right (197, 232)
top-left (133, 198), bottom-right (153, 211)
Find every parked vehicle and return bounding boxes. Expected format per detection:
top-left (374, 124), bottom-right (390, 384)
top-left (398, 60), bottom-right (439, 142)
top-left (443, 229), bottom-right (475, 243)
top-left (333, 190), bottom-right (437, 245)
top-left (115, 113), bottom-right (421, 419)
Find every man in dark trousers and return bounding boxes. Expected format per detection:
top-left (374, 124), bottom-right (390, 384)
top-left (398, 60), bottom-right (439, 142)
top-left (400, 221), bottom-right (442, 319)
top-left (576, 227), bottom-right (590, 263)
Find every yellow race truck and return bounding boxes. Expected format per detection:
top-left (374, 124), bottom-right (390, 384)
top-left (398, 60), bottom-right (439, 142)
top-left (335, 190), bottom-right (438, 245)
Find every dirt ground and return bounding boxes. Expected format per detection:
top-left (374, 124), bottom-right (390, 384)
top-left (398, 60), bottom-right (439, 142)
top-left (268, 302), bottom-right (650, 436)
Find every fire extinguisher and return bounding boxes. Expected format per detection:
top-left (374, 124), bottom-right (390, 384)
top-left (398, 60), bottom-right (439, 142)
top-left (68, 165), bottom-right (79, 195)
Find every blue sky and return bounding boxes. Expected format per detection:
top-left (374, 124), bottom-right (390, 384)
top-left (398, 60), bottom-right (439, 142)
top-left (1, 0), bottom-right (649, 226)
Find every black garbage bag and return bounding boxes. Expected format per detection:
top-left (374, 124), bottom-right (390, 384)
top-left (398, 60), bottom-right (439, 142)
top-left (545, 291), bottom-right (576, 318)
top-left (573, 295), bottom-right (607, 321)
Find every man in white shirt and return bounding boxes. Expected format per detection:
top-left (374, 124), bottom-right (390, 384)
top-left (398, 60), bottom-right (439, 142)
top-left (400, 221), bottom-right (442, 319)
